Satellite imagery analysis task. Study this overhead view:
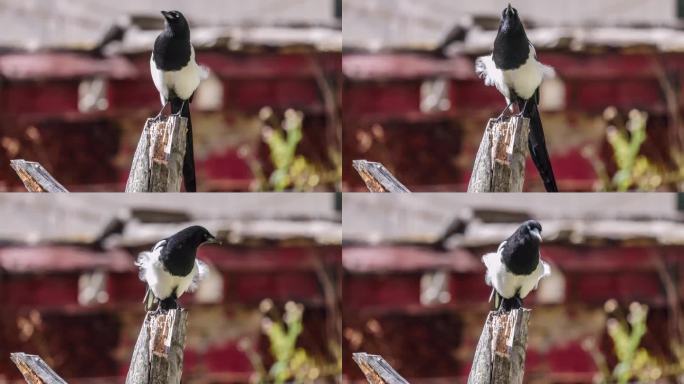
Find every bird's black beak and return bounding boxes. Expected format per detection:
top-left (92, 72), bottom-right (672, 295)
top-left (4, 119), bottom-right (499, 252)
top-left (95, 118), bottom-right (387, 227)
top-left (205, 235), bottom-right (222, 245)
top-left (507, 3), bottom-right (513, 13)
top-left (161, 11), bottom-right (172, 20)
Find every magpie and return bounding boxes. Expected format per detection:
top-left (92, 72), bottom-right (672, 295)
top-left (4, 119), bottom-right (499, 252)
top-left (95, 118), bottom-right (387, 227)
top-left (135, 225), bottom-right (219, 311)
top-left (151, 10), bottom-right (204, 192)
top-left (475, 4), bottom-right (559, 192)
top-left (482, 220), bottom-right (550, 312)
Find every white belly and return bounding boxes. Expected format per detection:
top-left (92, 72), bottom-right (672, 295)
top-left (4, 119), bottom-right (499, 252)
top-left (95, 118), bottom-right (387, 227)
top-left (150, 47), bottom-right (201, 103)
top-left (144, 259), bottom-right (197, 300)
top-left (492, 267), bottom-right (538, 299)
top-left (502, 52), bottom-right (543, 100)
top-left (483, 250), bottom-right (549, 299)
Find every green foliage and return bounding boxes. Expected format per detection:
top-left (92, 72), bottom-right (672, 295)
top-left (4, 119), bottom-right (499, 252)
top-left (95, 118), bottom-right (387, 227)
top-left (607, 303), bottom-right (659, 383)
top-left (243, 300), bottom-right (341, 383)
top-left (263, 302), bottom-right (314, 383)
top-left (588, 109), bottom-right (684, 191)
top-left (250, 107), bottom-right (341, 192)
top-left (589, 301), bottom-right (681, 383)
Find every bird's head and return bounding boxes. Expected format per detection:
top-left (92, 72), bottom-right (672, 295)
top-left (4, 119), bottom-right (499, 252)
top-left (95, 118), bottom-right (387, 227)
top-left (176, 225), bottom-right (221, 248)
top-left (521, 220), bottom-right (543, 242)
top-left (499, 3), bottom-right (523, 34)
top-left (161, 10), bottom-right (190, 37)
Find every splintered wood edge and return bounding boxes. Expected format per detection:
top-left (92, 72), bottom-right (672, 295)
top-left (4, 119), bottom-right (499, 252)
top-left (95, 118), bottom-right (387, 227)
top-left (353, 353), bottom-right (387, 384)
top-left (352, 160), bottom-right (389, 192)
top-left (9, 160), bottom-right (68, 192)
top-left (352, 160), bottom-right (410, 193)
top-left (12, 166), bottom-right (46, 192)
top-left (146, 116), bottom-right (187, 165)
top-left (150, 312), bottom-right (172, 357)
top-left (149, 309), bottom-right (186, 358)
top-left (10, 354), bottom-right (42, 384)
top-left (147, 119), bottom-right (170, 165)
top-left (352, 353), bottom-right (409, 384)
top-left (490, 119), bottom-right (513, 166)
top-left (490, 309), bottom-right (531, 358)
top-left (10, 352), bottom-right (67, 384)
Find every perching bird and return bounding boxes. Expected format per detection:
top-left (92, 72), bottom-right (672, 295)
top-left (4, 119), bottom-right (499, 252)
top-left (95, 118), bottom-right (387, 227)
top-left (475, 4), bottom-right (558, 192)
top-left (151, 10), bottom-right (204, 192)
top-left (136, 225), bottom-right (219, 311)
top-left (482, 220), bottom-right (550, 312)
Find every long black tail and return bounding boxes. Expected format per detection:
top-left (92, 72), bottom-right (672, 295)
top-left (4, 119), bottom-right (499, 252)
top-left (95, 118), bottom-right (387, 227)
top-left (170, 98), bottom-right (196, 192)
top-left (522, 100), bottom-right (558, 192)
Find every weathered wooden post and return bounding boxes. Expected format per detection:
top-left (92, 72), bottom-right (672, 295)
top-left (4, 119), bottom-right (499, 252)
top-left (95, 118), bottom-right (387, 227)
top-left (352, 353), bottom-right (409, 384)
top-left (467, 308), bottom-right (531, 384)
top-left (352, 160), bottom-right (410, 193)
top-left (125, 309), bottom-right (188, 384)
top-left (10, 353), bottom-right (67, 384)
top-left (125, 116), bottom-right (188, 192)
top-left (9, 310), bottom-right (188, 384)
top-left (9, 159), bottom-right (68, 192)
top-left (468, 117), bottom-right (530, 193)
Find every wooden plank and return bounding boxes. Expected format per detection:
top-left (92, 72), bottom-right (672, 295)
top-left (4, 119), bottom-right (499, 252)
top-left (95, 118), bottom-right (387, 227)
top-left (467, 308), bottom-right (531, 384)
top-left (467, 117), bottom-right (530, 193)
top-left (125, 309), bottom-right (188, 384)
top-left (125, 115), bottom-right (188, 192)
top-left (352, 160), bottom-right (410, 193)
top-left (10, 352), bottom-right (68, 384)
top-left (352, 353), bottom-right (410, 384)
top-left (9, 160), bottom-right (68, 192)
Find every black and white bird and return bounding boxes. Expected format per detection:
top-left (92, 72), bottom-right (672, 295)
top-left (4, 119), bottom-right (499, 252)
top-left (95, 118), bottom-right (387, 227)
top-left (136, 225), bottom-right (219, 311)
top-left (151, 10), bottom-right (205, 192)
top-left (475, 4), bottom-right (559, 192)
top-left (482, 220), bottom-right (550, 312)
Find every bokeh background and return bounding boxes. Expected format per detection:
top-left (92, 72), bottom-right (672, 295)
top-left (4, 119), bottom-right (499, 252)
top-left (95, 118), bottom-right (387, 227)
top-left (342, 0), bottom-right (684, 192)
top-left (0, 194), bottom-right (341, 383)
top-left (0, 0), bottom-right (342, 191)
top-left (343, 193), bottom-right (684, 382)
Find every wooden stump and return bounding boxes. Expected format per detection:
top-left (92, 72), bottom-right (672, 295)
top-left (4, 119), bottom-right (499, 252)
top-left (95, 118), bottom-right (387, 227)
top-left (467, 309), bottom-right (531, 384)
top-left (467, 117), bottom-right (530, 193)
top-left (352, 160), bottom-right (410, 193)
top-left (125, 116), bottom-right (188, 192)
top-left (125, 309), bottom-right (188, 384)
top-left (10, 353), bottom-right (67, 384)
top-left (352, 353), bottom-right (409, 384)
top-left (9, 160), bottom-right (68, 192)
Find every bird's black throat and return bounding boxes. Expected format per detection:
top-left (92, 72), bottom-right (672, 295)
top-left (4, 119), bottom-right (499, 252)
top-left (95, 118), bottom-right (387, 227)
top-left (501, 230), bottom-right (540, 275)
top-left (492, 16), bottom-right (530, 70)
top-left (160, 237), bottom-right (198, 276)
top-left (153, 30), bottom-right (191, 71)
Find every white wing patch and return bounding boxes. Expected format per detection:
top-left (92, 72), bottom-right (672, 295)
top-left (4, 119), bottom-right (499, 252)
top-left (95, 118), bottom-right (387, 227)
top-left (150, 56), bottom-right (167, 105)
top-left (476, 54), bottom-right (511, 105)
top-left (188, 259), bottom-right (208, 293)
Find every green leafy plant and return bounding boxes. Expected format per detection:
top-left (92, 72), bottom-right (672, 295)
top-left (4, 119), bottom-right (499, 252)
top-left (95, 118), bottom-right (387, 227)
top-left (587, 301), bottom-right (683, 383)
top-left (586, 108), bottom-right (684, 192)
top-left (242, 300), bottom-right (341, 383)
top-left (247, 107), bottom-right (340, 192)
